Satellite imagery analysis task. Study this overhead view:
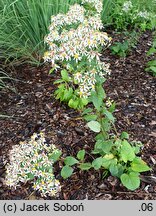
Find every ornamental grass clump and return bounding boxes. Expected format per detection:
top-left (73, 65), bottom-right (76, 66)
top-left (5, 132), bottom-right (61, 197)
top-left (44, 0), bottom-right (111, 108)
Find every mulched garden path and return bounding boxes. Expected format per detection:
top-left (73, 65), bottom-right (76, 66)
top-left (0, 30), bottom-right (156, 200)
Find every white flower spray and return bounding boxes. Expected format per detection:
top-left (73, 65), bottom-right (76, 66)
top-left (44, 0), bottom-right (111, 98)
top-left (5, 133), bottom-right (61, 197)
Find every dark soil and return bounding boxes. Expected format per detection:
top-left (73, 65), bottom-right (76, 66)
top-left (0, 31), bottom-right (156, 200)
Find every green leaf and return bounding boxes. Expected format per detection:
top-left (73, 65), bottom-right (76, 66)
top-left (92, 157), bottom-right (103, 170)
top-left (114, 139), bottom-right (122, 147)
top-left (109, 102), bottom-right (116, 113)
top-left (120, 172), bottom-right (140, 191)
top-left (64, 156), bottom-right (79, 166)
top-left (109, 164), bottom-right (124, 177)
top-left (27, 173), bottom-right (35, 180)
top-left (79, 163), bottom-right (92, 170)
top-left (82, 108), bottom-right (93, 115)
top-left (84, 114), bottom-right (97, 121)
top-left (147, 60), bottom-right (156, 67)
top-left (63, 88), bottom-right (73, 101)
top-left (103, 108), bottom-right (115, 122)
top-left (48, 150), bottom-right (62, 162)
top-left (95, 139), bottom-right (114, 154)
top-left (61, 165), bottom-right (73, 179)
top-left (87, 120), bottom-right (101, 133)
top-left (147, 47), bottom-right (156, 56)
top-left (120, 131), bottom-right (129, 140)
top-left (149, 66), bottom-right (156, 74)
top-left (120, 140), bottom-right (135, 162)
top-left (49, 68), bottom-right (55, 74)
top-left (77, 150), bottom-right (85, 161)
top-left (68, 98), bottom-right (79, 109)
top-left (102, 154), bottom-right (117, 169)
top-left (61, 69), bottom-right (70, 81)
top-left (54, 79), bottom-right (64, 84)
top-left (101, 118), bottom-right (111, 132)
top-left (89, 85), bottom-right (104, 111)
top-left (81, 98), bottom-right (88, 106)
top-left (131, 157), bottom-right (151, 173)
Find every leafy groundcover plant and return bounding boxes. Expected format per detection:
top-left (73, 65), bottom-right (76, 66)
top-left (146, 35), bottom-right (156, 76)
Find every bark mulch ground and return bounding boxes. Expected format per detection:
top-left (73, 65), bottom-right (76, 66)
top-left (0, 30), bottom-right (156, 200)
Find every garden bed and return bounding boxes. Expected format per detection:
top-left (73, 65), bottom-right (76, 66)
top-left (0, 30), bottom-right (155, 200)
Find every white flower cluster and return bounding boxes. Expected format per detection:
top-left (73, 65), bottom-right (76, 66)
top-left (122, 1), bottom-right (133, 13)
top-left (137, 11), bottom-right (150, 19)
top-left (44, 1), bottom-right (111, 98)
top-left (81, 0), bottom-right (103, 14)
top-left (44, 10), bottom-right (111, 67)
top-left (74, 62), bottom-right (111, 98)
top-left (4, 132), bottom-right (61, 197)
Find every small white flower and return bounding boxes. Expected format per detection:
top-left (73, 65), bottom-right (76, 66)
top-left (122, 1), bottom-right (133, 13)
top-left (137, 11), bottom-right (149, 19)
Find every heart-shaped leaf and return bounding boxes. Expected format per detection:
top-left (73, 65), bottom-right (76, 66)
top-left (87, 121), bottom-right (101, 133)
top-left (120, 172), bottom-right (140, 190)
top-left (61, 165), bottom-right (73, 179)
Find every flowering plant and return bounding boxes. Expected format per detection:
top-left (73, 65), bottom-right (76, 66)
top-left (43, 0), bottom-right (151, 192)
top-left (108, 0), bottom-right (154, 31)
top-left (4, 132), bottom-right (62, 197)
top-left (44, 0), bottom-right (111, 109)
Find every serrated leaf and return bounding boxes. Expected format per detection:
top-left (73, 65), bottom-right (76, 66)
top-left (61, 165), bottom-right (73, 179)
top-left (120, 140), bottom-right (135, 162)
top-left (64, 156), bottom-right (79, 166)
top-left (79, 163), bottom-right (92, 170)
top-left (131, 157), bottom-right (151, 172)
top-left (63, 88), bottom-right (73, 101)
top-left (84, 114), bottom-right (97, 121)
top-left (77, 150), bottom-right (85, 161)
top-left (120, 172), bottom-right (140, 191)
top-left (92, 157), bottom-right (103, 170)
top-left (87, 120), bottom-right (101, 133)
top-left (48, 150), bottom-right (62, 162)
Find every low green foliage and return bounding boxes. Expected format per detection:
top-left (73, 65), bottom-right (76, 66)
top-left (60, 79), bottom-right (151, 191)
top-left (146, 35), bottom-right (156, 76)
top-left (110, 31), bottom-right (140, 57)
top-left (54, 69), bottom-right (88, 110)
